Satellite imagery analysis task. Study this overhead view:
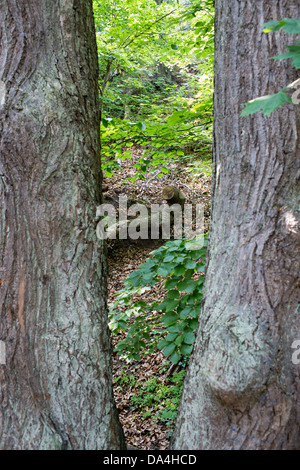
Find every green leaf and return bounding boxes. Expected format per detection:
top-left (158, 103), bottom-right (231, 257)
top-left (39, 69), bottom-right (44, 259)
top-left (167, 323), bottom-right (181, 333)
top-left (179, 307), bottom-right (194, 319)
top-left (132, 353), bottom-right (141, 361)
top-left (264, 18), bottom-right (300, 35)
top-left (166, 289), bottom-right (180, 300)
top-left (165, 333), bottom-right (178, 342)
top-left (161, 312), bottom-right (178, 326)
top-left (184, 260), bottom-right (197, 270)
top-left (272, 42), bottom-right (300, 69)
top-left (117, 320), bottom-right (128, 330)
top-left (185, 238), bottom-right (206, 251)
top-left (175, 334), bottom-right (184, 346)
top-left (183, 331), bottom-right (196, 344)
top-left (241, 90), bottom-right (293, 116)
top-left (163, 254), bottom-right (175, 263)
top-left (184, 269), bottom-right (194, 280)
top-left (160, 167), bottom-right (169, 174)
top-left (180, 344), bottom-right (193, 355)
top-left (102, 117), bottom-right (109, 128)
top-left (263, 19), bottom-right (286, 33)
top-left (174, 265), bottom-right (186, 276)
top-left (196, 265), bottom-right (205, 273)
top-left (158, 339), bottom-right (169, 350)
top-left (281, 18), bottom-right (300, 34)
top-left (169, 351), bottom-right (181, 364)
top-left (157, 267), bottom-right (170, 277)
top-left (165, 278), bottom-right (180, 289)
top-left (163, 342), bottom-right (176, 357)
top-left (164, 299), bottom-right (180, 312)
top-left (177, 279), bottom-right (197, 293)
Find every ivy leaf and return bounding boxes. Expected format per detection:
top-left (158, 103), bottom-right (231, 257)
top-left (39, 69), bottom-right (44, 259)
top-left (180, 344), bottom-right (193, 355)
top-left (167, 323), bottom-right (181, 333)
top-left (241, 90), bottom-right (293, 116)
top-left (163, 342), bottom-right (176, 357)
top-left (157, 266), bottom-right (170, 277)
top-left (263, 18), bottom-right (300, 35)
top-left (196, 265), bottom-right (205, 273)
top-left (174, 265), bottom-right (186, 276)
top-left (166, 289), bottom-right (180, 300)
top-left (281, 19), bottom-right (300, 34)
top-left (158, 339), bottom-right (169, 350)
top-left (169, 351), bottom-right (181, 364)
top-left (160, 166), bottom-right (169, 174)
top-left (165, 333), bottom-right (178, 342)
top-left (183, 331), bottom-right (195, 344)
top-left (263, 19), bottom-right (286, 33)
top-left (179, 307), bottom-right (194, 319)
top-left (161, 312), bottom-right (178, 326)
top-left (184, 260), bottom-right (197, 270)
top-left (165, 278), bottom-right (180, 289)
top-left (164, 299), bottom-right (180, 312)
top-left (163, 254), bottom-right (176, 263)
top-left (175, 334), bottom-right (184, 346)
top-left (272, 42), bottom-right (300, 69)
top-left (177, 279), bottom-right (197, 293)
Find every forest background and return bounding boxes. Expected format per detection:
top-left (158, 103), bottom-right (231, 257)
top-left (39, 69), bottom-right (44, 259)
top-left (92, 0), bottom-right (215, 449)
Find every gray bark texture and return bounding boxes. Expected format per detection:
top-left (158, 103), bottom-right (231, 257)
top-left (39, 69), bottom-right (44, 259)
top-left (0, 0), bottom-right (125, 449)
top-left (171, 0), bottom-right (300, 450)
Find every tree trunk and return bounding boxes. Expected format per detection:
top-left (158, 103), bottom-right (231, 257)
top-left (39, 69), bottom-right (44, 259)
top-left (171, 0), bottom-right (300, 450)
top-left (0, 0), bottom-right (125, 449)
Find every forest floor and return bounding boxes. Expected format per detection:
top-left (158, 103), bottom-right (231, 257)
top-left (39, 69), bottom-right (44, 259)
top-left (104, 147), bottom-right (212, 450)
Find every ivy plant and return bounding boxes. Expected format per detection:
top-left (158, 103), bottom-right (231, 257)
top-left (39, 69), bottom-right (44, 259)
top-left (109, 234), bottom-right (207, 364)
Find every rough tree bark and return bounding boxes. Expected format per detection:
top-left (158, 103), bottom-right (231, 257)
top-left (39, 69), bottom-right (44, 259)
top-left (171, 0), bottom-right (300, 449)
top-left (0, 0), bottom-right (125, 449)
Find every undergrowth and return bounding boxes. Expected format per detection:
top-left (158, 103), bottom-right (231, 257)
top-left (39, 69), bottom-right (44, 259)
top-left (109, 233), bottom-right (207, 364)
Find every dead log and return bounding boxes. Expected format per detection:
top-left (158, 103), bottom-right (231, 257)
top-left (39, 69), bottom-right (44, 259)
top-left (97, 186), bottom-right (186, 240)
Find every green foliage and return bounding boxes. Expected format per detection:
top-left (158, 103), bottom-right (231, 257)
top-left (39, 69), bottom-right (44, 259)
top-left (113, 370), bottom-right (137, 388)
top-left (93, 0), bottom-right (214, 179)
top-left (263, 18), bottom-right (300, 35)
top-left (242, 18), bottom-right (300, 116)
top-left (101, 97), bottom-right (213, 180)
top-left (109, 234), bottom-right (207, 364)
top-left (113, 365), bottom-right (186, 427)
top-left (241, 90), bottom-right (293, 117)
top-left (178, 1), bottom-right (214, 68)
top-left (181, 149), bottom-right (213, 178)
top-left (120, 370), bottom-right (186, 426)
top-left (272, 42), bottom-right (300, 70)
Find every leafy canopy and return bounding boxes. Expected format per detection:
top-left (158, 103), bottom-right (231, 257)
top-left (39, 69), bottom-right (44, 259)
top-left (93, 0), bottom-right (214, 180)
